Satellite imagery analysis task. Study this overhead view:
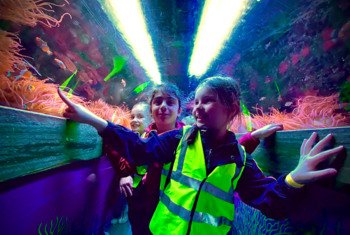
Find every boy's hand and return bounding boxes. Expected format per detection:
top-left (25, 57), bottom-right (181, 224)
top-left (58, 88), bottom-right (107, 132)
top-left (119, 176), bottom-right (133, 197)
top-left (289, 132), bottom-right (344, 185)
top-left (251, 124), bottom-right (283, 139)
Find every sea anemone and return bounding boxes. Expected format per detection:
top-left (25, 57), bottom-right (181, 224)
top-left (0, 0), bottom-right (71, 28)
top-left (0, 76), bottom-right (131, 128)
top-left (0, 31), bottom-right (25, 75)
top-left (87, 99), bottom-right (130, 128)
top-left (230, 94), bottom-right (350, 133)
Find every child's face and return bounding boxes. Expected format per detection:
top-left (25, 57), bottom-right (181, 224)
top-left (151, 91), bottom-right (180, 129)
top-left (193, 86), bottom-right (233, 131)
top-left (130, 104), bottom-right (150, 134)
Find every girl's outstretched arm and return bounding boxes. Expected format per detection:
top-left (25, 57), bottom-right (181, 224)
top-left (251, 124), bottom-right (283, 139)
top-left (236, 131), bottom-right (344, 219)
top-left (239, 124), bottom-right (284, 154)
top-left (288, 132), bottom-right (344, 186)
top-left (57, 88), bottom-right (107, 132)
top-left (100, 122), bottom-right (182, 166)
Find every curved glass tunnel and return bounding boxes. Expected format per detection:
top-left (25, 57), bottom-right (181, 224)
top-left (0, 0), bottom-right (350, 234)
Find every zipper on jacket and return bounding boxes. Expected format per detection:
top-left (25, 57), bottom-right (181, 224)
top-left (186, 177), bottom-right (208, 235)
top-left (206, 148), bottom-right (212, 173)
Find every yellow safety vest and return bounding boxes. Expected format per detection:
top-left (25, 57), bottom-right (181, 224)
top-left (150, 126), bottom-right (247, 234)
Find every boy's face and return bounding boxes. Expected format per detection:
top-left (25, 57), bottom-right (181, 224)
top-left (193, 86), bottom-right (232, 131)
top-left (130, 104), bottom-right (151, 134)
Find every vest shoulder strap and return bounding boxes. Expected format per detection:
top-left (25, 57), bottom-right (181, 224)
top-left (162, 126), bottom-right (193, 190)
top-left (232, 144), bottom-right (247, 183)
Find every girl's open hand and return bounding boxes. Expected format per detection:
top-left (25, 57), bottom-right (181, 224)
top-left (119, 176), bottom-right (133, 197)
top-left (251, 124), bottom-right (283, 139)
top-left (290, 132), bottom-right (344, 185)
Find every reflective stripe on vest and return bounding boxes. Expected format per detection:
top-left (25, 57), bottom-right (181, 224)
top-left (133, 132), bottom-right (148, 188)
top-left (133, 165), bottom-right (147, 188)
top-left (150, 126), bottom-right (247, 235)
top-left (161, 192), bottom-right (232, 227)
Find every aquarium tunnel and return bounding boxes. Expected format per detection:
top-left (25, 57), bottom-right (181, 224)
top-left (1, 0), bottom-right (350, 234)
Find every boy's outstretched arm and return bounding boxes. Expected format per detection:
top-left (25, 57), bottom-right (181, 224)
top-left (57, 88), bottom-right (108, 132)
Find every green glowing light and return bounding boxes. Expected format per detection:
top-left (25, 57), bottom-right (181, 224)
top-left (274, 80), bottom-right (281, 96)
top-left (189, 0), bottom-right (249, 77)
top-left (60, 70), bottom-right (78, 90)
top-left (104, 56), bottom-right (126, 82)
top-left (103, 0), bottom-right (161, 84)
top-left (240, 101), bottom-right (252, 131)
top-left (133, 81), bottom-right (150, 94)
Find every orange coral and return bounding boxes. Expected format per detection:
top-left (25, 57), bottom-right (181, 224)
top-left (0, 31), bottom-right (25, 74)
top-left (0, 75), bottom-right (131, 127)
top-left (87, 100), bottom-right (131, 128)
top-left (230, 94), bottom-right (350, 133)
top-left (0, 75), bottom-right (83, 114)
top-left (0, 0), bottom-right (71, 28)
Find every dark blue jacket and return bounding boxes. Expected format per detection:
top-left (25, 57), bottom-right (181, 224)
top-left (100, 122), bottom-right (302, 220)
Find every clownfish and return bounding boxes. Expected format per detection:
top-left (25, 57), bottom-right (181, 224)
top-left (15, 69), bottom-right (34, 80)
top-left (54, 58), bottom-right (67, 70)
top-left (35, 37), bottom-right (53, 55)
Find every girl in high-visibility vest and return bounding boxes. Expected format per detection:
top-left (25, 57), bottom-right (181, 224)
top-left (58, 76), bottom-right (343, 235)
top-left (117, 83), bottom-right (281, 235)
top-left (119, 83), bottom-right (185, 235)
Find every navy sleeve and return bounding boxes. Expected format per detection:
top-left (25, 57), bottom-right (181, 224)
top-left (236, 155), bottom-right (303, 220)
top-left (99, 122), bottom-right (182, 166)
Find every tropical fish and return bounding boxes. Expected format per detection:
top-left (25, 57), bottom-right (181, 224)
top-left (54, 58), bottom-right (67, 70)
top-left (259, 97), bottom-right (266, 101)
top-left (23, 59), bottom-right (42, 76)
top-left (278, 61), bottom-right (289, 74)
top-left (27, 85), bottom-right (35, 91)
top-left (121, 78), bottom-right (126, 87)
top-left (264, 76), bottom-right (273, 83)
top-left (321, 27), bottom-right (338, 52)
top-left (15, 69), bottom-right (33, 80)
top-left (53, 52), bottom-right (77, 73)
top-left (278, 95), bottom-right (283, 102)
top-left (291, 54), bottom-right (300, 65)
top-left (300, 46), bottom-right (310, 57)
top-left (285, 101), bottom-right (293, 107)
top-left (35, 37), bottom-right (52, 55)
